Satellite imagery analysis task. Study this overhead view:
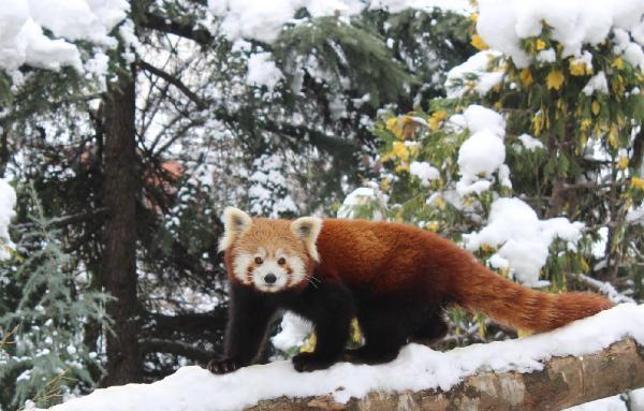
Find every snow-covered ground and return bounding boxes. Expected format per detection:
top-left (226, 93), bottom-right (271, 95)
top-left (39, 304), bottom-right (644, 411)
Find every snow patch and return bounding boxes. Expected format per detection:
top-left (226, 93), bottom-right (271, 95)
top-left (337, 184), bottom-right (387, 220)
top-left (464, 197), bottom-right (584, 286)
top-left (271, 312), bottom-right (313, 353)
top-left (43, 304), bottom-right (644, 411)
top-left (445, 50), bottom-right (504, 98)
top-left (208, 0), bottom-right (471, 42)
top-left (409, 161), bottom-right (440, 186)
top-left (246, 52), bottom-right (284, 91)
top-left (0, 179), bottom-right (17, 260)
top-left (518, 133), bottom-right (544, 151)
top-left (477, 0), bottom-right (644, 68)
top-left (0, 0), bottom-right (127, 74)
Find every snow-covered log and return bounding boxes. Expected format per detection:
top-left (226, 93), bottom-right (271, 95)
top-left (249, 338), bottom-right (644, 411)
top-left (41, 304), bottom-right (644, 411)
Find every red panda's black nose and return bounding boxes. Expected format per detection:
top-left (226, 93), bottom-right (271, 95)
top-left (264, 273), bottom-right (277, 284)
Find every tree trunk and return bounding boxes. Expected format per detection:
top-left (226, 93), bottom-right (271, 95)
top-left (249, 338), bottom-right (644, 411)
top-left (101, 70), bottom-right (142, 386)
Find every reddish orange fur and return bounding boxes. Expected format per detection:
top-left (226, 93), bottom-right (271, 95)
top-left (305, 218), bottom-right (611, 332)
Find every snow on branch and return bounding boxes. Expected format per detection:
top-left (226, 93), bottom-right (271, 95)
top-left (39, 304), bottom-right (644, 411)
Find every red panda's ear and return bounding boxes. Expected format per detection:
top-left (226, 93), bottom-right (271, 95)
top-left (218, 207), bottom-right (252, 252)
top-left (290, 217), bottom-right (322, 262)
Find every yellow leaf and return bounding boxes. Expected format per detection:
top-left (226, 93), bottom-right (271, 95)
top-left (395, 162), bottom-right (409, 173)
top-left (612, 57), bottom-right (624, 70)
top-left (385, 117), bottom-right (398, 131)
top-left (480, 244), bottom-right (496, 253)
top-left (535, 39), bottom-right (546, 51)
top-left (591, 100), bottom-right (601, 115)
top-left (471, 34), bottom-right (489, 50)
top-left (607, 125), bottom-right (619, 148)
top-left (425, 221), bottom-right (440, 232)
top-left (617, 156), bottom-right (629, 170)
top-left (428, 110), bottom-right (448, 131)
top-left (390, 141), bottom-right (410, 161)
top-left (469, 13), bottom-right (478, 23)
top-left (580, 118), bottom-right (592, 131)
top-left (517, 329), bottom-right (534, 338)
top-left (546, 70), bottom-right (565, 90)
top-left (350, 318), bottom-right (362, 344)
top-left (379, 177), bottom-right (391, 192)
top-left (631, 177), bottom-right (644, 190)
top-left (532, 112), bottom-right (544, 135)
top-left (432, 195), bottom-right (446, 210)
top-left (300, 333), bottom-right (317, 353)
top-left (569, 60), bottom-right (588, 76)
top-left (385, 116), bottom-right (404, 140)
top-left (519, 68), bottom-right (534, 87)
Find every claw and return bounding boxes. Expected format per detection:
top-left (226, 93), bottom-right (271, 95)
top-left (207, 358), bottom-right (240, 374)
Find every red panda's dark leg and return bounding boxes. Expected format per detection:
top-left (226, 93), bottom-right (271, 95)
top-left (410, 309), bottom-right (448, 345)
top-left (288, 282), bottom-right (355, 372)
top-left (345, 298), bottom-right (429, 365)
top-left (207, 285), bottom-right (277, 374)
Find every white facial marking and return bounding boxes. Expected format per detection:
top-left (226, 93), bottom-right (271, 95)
top-left (252, 260), bottom-right (288, 292)
top-left (232, 253), bottom-right (253, 285)
top-left (232, 250), bottom-right (309, 292)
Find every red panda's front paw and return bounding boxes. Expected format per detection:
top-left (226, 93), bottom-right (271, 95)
top-left (207, 357), bottom-right (241, 374)
top-left (292, 352), bottom-right (334, 372)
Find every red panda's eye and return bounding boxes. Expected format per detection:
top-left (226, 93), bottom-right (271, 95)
top-left (277, 257), bottom-right (286, 265)
top-left (254, 257), bottom-right (263, 264)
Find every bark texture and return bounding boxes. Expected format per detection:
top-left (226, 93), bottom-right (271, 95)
top-left (248, 338), bottom-right (644, 411)
top-left (101, 72), bottom-right (142, 386)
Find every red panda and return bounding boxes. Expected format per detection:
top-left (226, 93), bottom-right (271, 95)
top-left (207, 207), bottom-right (613, 374)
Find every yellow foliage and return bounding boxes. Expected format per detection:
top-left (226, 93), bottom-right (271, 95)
top-left (631, 177), bottom-right (644, 190)
top-left (535, 39), bottom-right (546, 51)
top-left (519, 68), bottom-right (534, 87)
top-left (546, 70), bottom-right (565, 90)
top-left (480, 243), bottom-right (496, 253)
top-left (607, 125), bottom-right (619, 148)
top-left (591, 100), bottom-right (601, 116)
top-left (469, 13), bottom-right (478, 23)
top-left (612, 57), bottom-right (624, 70)
top-left (386, 115), bottom-right (419, 140)
top-left (395, 163), bottom-right (409, 173)
top-left (385, 117), bottom-right (404, 140)
top-left (532, 112), bottom-right (545, 135)
top-left (580, 118), bottom-right (592, 131)
top-left (350, 318), bottom-right (362, 344)
top-left (300, 333), bottom-right (316, 353)
top-left (425, 221), bottom-right (440, 232)
top-left (470, 34), bottom-right (489, 50)
top-left (382, 141), bottom-right (410, 162)
top-left (432, 195), bottom-right (446, 210)
top-left (617, 156), bottom-right (629, 170)
top-left (428, 110), bottom-right (448, 131)
top-left (379, 177), bottom-right (391, 192)
top-left (569, 59), bottom-right (592, 76)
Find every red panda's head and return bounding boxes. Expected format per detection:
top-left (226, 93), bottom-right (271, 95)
top-left (218, 207), bottom-right (322, 292)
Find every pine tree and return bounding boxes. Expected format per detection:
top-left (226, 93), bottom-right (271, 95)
top-left (0, 186), bottom-right (111, 409)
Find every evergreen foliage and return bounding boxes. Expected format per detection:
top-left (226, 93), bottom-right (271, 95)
top-left (0, 186), bottom-right (111, 409)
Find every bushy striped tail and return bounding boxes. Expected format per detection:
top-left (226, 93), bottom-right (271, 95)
top-left (452, 262), bottom-right (613, 333)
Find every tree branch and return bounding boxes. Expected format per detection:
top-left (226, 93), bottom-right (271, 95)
top-left (141, 12), bottom-right (214, 45)
top-left (138, 61), bottom-right (206, 109)
top-left (139, 338), bottom-right (216, 363)
top-left (249, 338), bottom-right (644, 411)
